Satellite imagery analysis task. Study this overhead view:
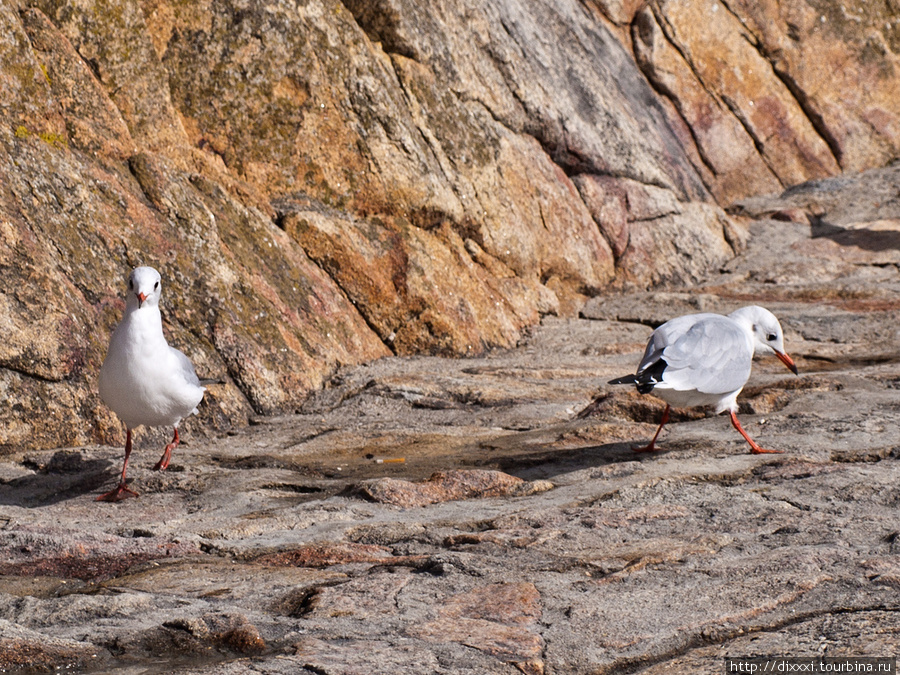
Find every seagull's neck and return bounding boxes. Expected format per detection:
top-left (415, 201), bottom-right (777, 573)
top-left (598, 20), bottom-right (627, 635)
top-left (120, 305), bottom-right (167, 345)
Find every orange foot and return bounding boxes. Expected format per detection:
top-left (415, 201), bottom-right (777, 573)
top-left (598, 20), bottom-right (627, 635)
top-left (96, 483), bottom-right (139, 502)
top-left (730, 411), bottom-right (784, 455)
top-left (749, 446), bottom-right (783, 455)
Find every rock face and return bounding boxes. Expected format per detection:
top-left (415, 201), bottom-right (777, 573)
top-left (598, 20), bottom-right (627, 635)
top-left (1, 164), bottom-right (899, 673)
top-left (2, 0), bottom-right (900, 451)
top-left (629, 0), bottom-right (900, 202)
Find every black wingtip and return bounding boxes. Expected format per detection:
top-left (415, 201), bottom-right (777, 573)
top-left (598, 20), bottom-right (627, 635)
top-left (608, 374), bottom-right (637, 386)
top-left (609, 359), bottom-right (667, 394)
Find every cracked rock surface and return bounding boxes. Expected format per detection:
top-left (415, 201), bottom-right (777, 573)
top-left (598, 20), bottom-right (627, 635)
top-left (2, 167), bottom-right (899, 673)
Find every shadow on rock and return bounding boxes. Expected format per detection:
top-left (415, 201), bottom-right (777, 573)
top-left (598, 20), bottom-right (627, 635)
top-left (0, 451), bottom-right (113, 507)
top-left (811, 216), bottom-right (900, 252)
top-left (492, 440), bottom-right (650, 482)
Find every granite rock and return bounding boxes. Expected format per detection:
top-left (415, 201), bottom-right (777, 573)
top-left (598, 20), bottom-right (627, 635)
top-left (0, 0), bottom-right (748, 450)
top-left (1, 165), bottom-right (899, 673)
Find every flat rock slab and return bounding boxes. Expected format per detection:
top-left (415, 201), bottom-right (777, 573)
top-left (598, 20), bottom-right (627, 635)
top-left (2, 171), bottom-right (900, 673)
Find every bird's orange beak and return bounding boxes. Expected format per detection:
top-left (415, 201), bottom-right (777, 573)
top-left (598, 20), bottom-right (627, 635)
top-left (776, 350), bottom-right (798, 375)
top-left (137, 292), bottom-right (147, 307)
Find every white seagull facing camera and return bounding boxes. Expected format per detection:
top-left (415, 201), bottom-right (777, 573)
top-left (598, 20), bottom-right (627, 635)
top-left (608, 305), bottom-right (798, 454)
top-left (97, 266), bottom-right (205, 502)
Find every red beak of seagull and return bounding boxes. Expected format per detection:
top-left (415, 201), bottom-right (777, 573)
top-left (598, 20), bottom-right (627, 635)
top-left (137, 292), bottom-right (147, 308)
top-left (776, 350), bottom-right (799, 375)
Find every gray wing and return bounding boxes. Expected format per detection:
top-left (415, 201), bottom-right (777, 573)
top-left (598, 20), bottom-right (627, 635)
top-left (171, 346), bottom-right (202, 388)
top-left (636, 313), bottom-right (722, 374)
top-left (659, 315), bottom-right (752, 395)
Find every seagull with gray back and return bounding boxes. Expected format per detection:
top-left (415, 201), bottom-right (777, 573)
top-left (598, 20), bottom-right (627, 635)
top-left (608, 305), bottom-right (798, 454)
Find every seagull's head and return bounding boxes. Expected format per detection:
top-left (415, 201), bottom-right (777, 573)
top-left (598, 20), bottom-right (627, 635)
top-left (730, 305), bottom-right (798, 375)
top-left (126, 266), bottom-right (162, 310)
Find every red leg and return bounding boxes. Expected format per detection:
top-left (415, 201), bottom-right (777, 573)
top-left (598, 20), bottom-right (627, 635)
top-left (729, 411), bottom-right (781, 455)
top-left (154, 427), bottom-right (179, 471)
top-left (97, 428), bottom-right (140, 502)
top-left (633, 404), bottom-right (670, 453)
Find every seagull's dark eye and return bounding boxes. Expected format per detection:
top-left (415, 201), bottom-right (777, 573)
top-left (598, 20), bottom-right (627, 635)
top-left (766, 333), bottom-right (777, 342)
top-left (128, 279), bottom-right (134, 290)
top-left (154, 281), bottom-right (159, 290)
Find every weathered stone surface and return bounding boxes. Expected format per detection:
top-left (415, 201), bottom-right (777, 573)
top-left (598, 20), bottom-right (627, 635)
top-left (630, 0), bottom-right (900, 205)
top-left (0, 621), bottom-right (101, 673)
top-left (4, 0), bottom-right (900, 667)
top-left (256, 541), bottom-right (420, 569)
top-left (0, 522), bottom-right (194, 580)
top-left (1, 164), bottom-right (899, 673)
top-left (633, 0), bottom-right (841, 205)
top-left (725, 0), bottom-right (900, 172)
top-left (352, 469), bottom-right (553, 508)
top-left (20, 6), bottom-right (136, 162)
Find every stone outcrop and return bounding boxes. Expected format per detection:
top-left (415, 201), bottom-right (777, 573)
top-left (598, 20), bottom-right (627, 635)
top-left (2, 0), bottom-right (900, 451)
top-left (1, 162), bottom-right (899, 671)
top-left (627, 0), bottom-right (900, 202)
